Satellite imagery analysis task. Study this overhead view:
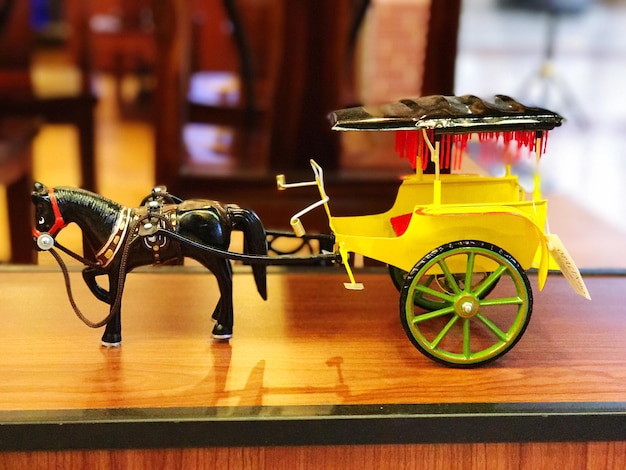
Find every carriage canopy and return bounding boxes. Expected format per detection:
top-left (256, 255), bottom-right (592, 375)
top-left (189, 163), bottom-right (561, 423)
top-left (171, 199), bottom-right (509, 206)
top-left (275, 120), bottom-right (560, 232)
top-left (329, 94), bottom-right (564, 171)
top-left (329, 94), bottom-right (563, 133)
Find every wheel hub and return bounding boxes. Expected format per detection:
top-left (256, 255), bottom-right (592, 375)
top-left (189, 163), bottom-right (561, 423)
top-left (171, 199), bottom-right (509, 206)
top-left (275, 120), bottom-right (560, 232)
top-left (456, 296), bottom-right (479, 318)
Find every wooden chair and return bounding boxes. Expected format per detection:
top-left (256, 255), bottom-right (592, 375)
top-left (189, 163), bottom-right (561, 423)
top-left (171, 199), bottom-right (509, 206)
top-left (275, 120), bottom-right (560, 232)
top-left (0, 0), bottom-right (98, 191)
top-left (0, 2), bottom-right (35, 262)
top-left (88, 0), bottom-right (156, 119)
top-left (162, 0), bottom-right (285, 177)
top-left (0, 117), bottom-right (39, 263)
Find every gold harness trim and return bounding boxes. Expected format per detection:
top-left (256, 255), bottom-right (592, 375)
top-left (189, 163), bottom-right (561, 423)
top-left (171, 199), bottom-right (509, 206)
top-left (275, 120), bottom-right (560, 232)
top-left (95, 207), bottom-right (132, 267)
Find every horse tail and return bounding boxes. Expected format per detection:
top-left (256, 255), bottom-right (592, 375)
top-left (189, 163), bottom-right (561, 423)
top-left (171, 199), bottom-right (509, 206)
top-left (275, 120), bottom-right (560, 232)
top-left (228, 206), bottom-right (268, 300)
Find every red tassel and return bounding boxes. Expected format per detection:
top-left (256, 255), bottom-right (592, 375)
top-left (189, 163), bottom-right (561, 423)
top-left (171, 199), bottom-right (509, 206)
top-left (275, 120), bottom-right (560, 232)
top-left (393, 129), bottom-right (549, 170)
top-left (453, 134), bottom-right (470, 170)
top-left (395, 130), bottom-right (406, 157)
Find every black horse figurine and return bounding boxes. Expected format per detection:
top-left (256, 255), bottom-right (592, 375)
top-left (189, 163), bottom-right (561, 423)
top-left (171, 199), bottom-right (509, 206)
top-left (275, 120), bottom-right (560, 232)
top-left (31, 182), bottom-right (267, 346)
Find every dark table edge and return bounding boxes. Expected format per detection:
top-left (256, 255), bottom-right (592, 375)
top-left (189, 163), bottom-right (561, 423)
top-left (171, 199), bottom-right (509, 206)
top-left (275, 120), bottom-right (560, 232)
top-left (2, 401), bottom-right (626, 451)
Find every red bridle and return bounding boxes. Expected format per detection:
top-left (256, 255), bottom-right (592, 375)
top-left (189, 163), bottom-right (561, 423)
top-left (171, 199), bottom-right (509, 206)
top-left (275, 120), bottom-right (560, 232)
top-left (32, 189), bottom-right (67, 239)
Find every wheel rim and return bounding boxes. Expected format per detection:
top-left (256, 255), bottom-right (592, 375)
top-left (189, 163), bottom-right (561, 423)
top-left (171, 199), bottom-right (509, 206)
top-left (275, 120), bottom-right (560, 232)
top-left (400, 241), bottom-right (532, 367)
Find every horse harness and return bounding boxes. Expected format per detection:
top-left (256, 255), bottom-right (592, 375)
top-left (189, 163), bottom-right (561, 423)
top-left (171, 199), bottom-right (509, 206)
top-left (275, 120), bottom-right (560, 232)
top-left (93, 200), bottom-right (184, 271)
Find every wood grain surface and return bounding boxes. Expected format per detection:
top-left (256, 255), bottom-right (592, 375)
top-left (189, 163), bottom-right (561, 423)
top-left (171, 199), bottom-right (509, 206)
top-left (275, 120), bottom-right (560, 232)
top-left (1, 267), bottom-right (624, 411)
top-left (2, 441), bottom-right (626, 470)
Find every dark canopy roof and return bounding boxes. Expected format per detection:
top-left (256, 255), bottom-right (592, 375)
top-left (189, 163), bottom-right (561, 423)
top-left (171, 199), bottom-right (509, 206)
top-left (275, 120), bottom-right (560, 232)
top-left (329, 95), bottom-right (564, 134)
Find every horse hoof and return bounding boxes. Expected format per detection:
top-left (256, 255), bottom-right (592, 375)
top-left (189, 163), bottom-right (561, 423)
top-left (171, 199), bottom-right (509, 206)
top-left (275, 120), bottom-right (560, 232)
top-left (101, 332), bottom-right (121, 347)
top-left (212, 323), bottom-right (232, 340)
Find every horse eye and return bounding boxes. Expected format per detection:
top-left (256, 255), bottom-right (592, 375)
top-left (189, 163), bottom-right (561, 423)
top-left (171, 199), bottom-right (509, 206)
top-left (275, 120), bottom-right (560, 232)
top-left (38, 216), bottom-right (45, 225)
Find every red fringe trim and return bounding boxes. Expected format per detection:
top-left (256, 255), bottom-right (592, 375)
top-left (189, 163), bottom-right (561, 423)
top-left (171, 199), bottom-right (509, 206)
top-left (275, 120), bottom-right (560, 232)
top-left (395, 130), bottom-right (549, 170)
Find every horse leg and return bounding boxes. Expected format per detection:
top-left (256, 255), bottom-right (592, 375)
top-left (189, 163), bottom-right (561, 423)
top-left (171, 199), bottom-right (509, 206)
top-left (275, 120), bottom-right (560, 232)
top-left (101, 272), bottom-right (123, 347)
top-left (82, 266), bottom-right (111, 304)
top-left (209, 258), bottom-right (234, 340)
top-left (211, 298), bottom-right (222, 322)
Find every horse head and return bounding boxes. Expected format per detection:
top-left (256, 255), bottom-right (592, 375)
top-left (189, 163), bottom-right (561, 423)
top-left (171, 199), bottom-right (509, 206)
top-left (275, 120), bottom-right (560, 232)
top-left (31, 182), bottom-right (67, 251)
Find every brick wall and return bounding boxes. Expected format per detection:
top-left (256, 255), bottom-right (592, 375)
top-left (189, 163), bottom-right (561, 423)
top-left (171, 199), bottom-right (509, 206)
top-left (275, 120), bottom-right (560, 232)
top-left (357, 0), bottom-right (431, 104)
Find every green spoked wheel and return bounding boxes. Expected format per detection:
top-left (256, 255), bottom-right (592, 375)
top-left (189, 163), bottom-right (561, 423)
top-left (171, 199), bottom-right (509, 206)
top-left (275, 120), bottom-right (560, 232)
top-left (399, 240), bottom-right (533, 368)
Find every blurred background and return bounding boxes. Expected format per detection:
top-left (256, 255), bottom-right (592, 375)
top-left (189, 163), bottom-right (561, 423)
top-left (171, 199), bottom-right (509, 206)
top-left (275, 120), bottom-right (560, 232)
top-left (1, 0), bottom-right (624, 268)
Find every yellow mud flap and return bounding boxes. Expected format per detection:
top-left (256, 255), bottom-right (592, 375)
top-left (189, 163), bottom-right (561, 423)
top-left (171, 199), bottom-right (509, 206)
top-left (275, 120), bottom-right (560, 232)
top-left (546, 234), bottom-right (591, 300)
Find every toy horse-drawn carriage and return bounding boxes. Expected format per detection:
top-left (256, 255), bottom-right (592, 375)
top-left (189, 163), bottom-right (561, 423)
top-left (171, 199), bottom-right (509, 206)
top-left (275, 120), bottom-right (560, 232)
top-left (32, 94), bottom-right (589, 368)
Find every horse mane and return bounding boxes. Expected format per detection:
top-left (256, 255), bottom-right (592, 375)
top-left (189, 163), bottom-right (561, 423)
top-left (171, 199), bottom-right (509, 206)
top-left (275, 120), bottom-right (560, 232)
top-left (54, 186), bottom-right (122, 225)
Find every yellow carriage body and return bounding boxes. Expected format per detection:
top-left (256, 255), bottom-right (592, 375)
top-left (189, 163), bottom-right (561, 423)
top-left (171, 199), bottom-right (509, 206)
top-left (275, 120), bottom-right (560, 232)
top-left (331, 174), bottom-right (551, 285)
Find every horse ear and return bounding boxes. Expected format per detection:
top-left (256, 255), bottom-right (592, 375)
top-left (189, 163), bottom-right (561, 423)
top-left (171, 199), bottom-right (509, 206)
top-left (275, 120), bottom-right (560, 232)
top-left (33, 182), bottom-right (47, 195)
top-left (32, 182), bottom-right (48, 203)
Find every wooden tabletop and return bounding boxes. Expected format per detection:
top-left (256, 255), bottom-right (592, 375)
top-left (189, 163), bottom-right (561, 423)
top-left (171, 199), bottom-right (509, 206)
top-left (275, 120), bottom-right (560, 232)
top-left (1, 266), bottom-right (625, 412)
